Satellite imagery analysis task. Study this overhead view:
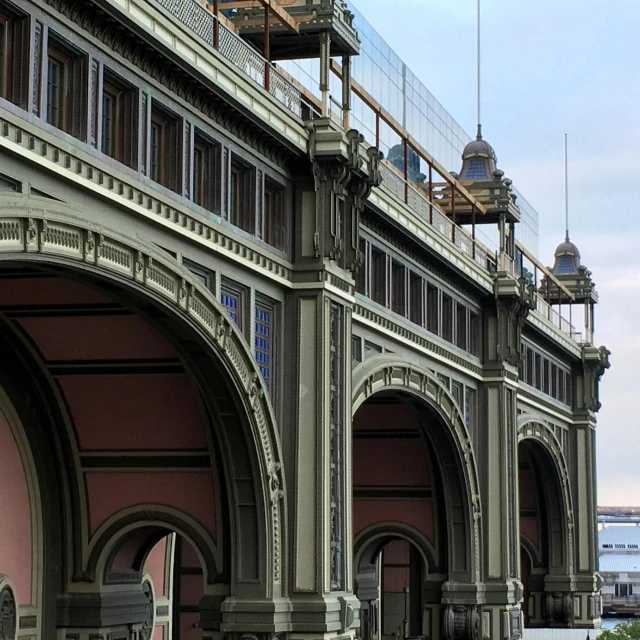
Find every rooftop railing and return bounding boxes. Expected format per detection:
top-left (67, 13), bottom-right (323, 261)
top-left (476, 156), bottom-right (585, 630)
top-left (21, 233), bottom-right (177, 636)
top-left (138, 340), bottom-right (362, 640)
top-left (154, 0), bottom-right (305, 117)
top-left (153, 0), bottom-right (588, 347)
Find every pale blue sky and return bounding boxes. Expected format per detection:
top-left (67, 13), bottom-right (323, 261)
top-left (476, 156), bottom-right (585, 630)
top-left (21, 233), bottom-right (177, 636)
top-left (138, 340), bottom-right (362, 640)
top-left (356, 0), bottom-right (639, 505)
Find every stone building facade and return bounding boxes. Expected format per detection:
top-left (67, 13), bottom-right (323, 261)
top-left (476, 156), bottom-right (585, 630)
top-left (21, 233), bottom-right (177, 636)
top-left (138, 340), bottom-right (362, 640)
top-left (0, 0), bottom-right (608, 639)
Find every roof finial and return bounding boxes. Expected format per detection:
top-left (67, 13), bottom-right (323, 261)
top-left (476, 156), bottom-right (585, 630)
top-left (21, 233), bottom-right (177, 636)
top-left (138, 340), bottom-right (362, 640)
top-left (477, 0), bottom-right (482, 139)
top-left (565, 133), bottom-right (570, 242)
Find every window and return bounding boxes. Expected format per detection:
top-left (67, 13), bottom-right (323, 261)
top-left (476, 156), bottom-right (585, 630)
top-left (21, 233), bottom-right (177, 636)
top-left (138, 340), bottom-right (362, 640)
top-left (220, 278), bottom-right (247, 335)
top-left (525, 348), bottom-right (534, 385)
top-left (409, 272), bottom-right (423, 326)
top-left (101, 70), bottom-right (136, 167)
top-left (230, 157), bottom-right (254, 233)
top-left (456, 302), bottom-right (467, 350)
top-left (543, 360), bottom-right (550, 394)
top-left (183, 259), bottom-right (214, 291)
top-left (150, 102), bottom-right (182, 192)
top-left (352, 335), bottom-right (362, 366)
top-left (441, 294), bottom-right (453, 343)
top-left (437, 374), bottom-right (450, 390)
top-left (451, 381), bottom-right (463, 409)
top-left (469, 312), bottom-right (480, 357)
top-left (551, 364), bottom-right (558, 399)
top-left (193, 131), bottom-right (220, 212)
top-left (255, 299), bottom-right (276, 392)
top-left (370, 247), bottom-right (386, 306)
top-left (0, 8), bottom-right (28, 108)
top-left (615, 583), bottom-right (633, 598)
top-left (464, 387), bottom-right (477, 434)
top-left (364, 341), bottom-right (382, 358)
top-left (263, 179), bottom-right (285, 250)
top-left (47, 35), bottom-right (86, 139)
top-left (534, 353), bottom-right (542, 390)
top-left (426, 283), bottom-right (439, 334)
top-left (391, 261), bottom-right (406, 316)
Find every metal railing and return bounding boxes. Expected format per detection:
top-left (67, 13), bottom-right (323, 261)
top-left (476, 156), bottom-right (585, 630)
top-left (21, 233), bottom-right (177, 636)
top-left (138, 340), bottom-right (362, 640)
top-left (379, 161), bottom-right (496, 271)
top-left (154, 0), bottom-right (304, 117)
top-left (603, 594), bottom-right (640, 605)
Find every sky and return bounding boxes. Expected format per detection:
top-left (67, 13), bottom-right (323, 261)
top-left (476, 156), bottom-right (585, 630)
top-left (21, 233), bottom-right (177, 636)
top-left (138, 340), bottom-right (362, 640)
top-left (355, 0), bottom-right (640, 506)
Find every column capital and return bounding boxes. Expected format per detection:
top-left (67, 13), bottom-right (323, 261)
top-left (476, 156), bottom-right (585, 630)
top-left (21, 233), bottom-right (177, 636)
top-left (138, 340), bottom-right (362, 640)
top-left (581, 344), bottom-right (611, 412)
top-left (308, 120), bottom-right (382, 272)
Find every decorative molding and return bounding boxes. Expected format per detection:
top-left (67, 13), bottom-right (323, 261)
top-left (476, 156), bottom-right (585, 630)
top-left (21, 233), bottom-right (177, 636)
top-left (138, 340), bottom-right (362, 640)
top-left (494, 274), bottom-right (535, 367)
top-left (581, 344), bottom-right (611, 412)
top-left (0, 202), bottom-right (285, 591)
top-left (353, 302), bottom-right (483, 378)
top-left (43, 0), bottom-right (299, 168)
top-left (352, 357), bottom-right (482, 583)
top-left (0, 118), bottom-right (293, 284)
top-left (517, 417), bottom-right (575, 577)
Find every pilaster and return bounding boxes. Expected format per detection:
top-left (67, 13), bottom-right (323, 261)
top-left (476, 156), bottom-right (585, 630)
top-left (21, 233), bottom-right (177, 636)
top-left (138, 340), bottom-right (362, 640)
top-left (477, 273), bottom-right (534, 639)
top-left (566, 345), bottom-right (610, 629)
top-left (282, 121), bottom-right (381, 639)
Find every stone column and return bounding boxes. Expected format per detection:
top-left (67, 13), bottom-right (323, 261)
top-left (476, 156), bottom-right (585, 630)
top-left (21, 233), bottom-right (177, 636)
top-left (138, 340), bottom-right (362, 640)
top-left (476, 273), bottom-right (534, 640)
top-left (56, 578), bottom-right (155, 640)
top-left (568, 345), bottom-right (610, 629)
top-left (282, 120), bottom-right (381, 640)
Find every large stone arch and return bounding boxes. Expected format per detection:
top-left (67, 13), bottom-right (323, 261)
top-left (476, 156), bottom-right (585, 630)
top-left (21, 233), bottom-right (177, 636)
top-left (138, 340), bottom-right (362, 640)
top-left (517, 417), bottom-right (575, 577)
top-left (0, 197), bottom-right (286, 603)
top-left (352, 356), bottom-right (482, 585)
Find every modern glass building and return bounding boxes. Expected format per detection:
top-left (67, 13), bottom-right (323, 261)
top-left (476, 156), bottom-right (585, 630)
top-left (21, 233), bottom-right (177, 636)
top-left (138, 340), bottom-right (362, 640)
top-left (280, 1), bottom-right (540, 255)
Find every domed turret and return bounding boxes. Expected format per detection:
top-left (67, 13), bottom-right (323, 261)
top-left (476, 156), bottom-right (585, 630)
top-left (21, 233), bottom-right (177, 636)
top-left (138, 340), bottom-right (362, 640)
top-left (459, 125), bottom-right (499, 182)
top-left (551, 235), bottom-right (582, 276)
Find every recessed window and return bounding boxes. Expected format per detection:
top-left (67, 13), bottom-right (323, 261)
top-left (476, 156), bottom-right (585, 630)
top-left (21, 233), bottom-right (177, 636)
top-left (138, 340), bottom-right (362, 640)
top-left (451, 381), bottom-right (463, 408)
top-left (47, 35), bottom-right (87, 139)
top-left (193, 130), bottom-right (221, 212)
top-left (229, 157), bottom-right (254, 233)
top-left (370, 247), bottom-right (386, 306)
top-left (534, 353), bottom-right (542, 390)
top-left (469, 312), bottom-right (480, 356)
top-left (101, 69), bottom-right (137, 167)
top-left (441, 294), bottom-right (453, 343)
top-left (409, 271), bottom-right (423, 326)
top-left (183, 259), bottom-right (214, 291)
top-left (0, 8), bottom-right (28, 108)
top-left (426, 282), bottom-right (439, 334)
top-left (263, 179), bottom-right (285, 250)
top-left (220, 277), bottom-right (247, 336)
top-left (391, 260), bottom-right (406, 316)
top-left (255, 297), bottom-right (277, 393)
top-left (456, 302), bottom-right (467, 350)
top-left (465, 387), bottom-right (477, 434)
top-left (150, 101), bottom-right (182, 192)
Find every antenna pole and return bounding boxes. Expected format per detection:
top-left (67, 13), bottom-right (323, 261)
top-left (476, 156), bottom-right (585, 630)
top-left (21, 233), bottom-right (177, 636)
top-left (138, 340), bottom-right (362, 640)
top-left (565, 133), bottom-right (569, 241)
top-left (477, 0), bottom-right (481, 138)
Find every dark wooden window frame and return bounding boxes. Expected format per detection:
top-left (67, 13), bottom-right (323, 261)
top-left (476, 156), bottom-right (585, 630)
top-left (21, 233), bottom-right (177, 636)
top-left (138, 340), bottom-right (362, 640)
top-left (46, 33), bottom-right (87, 140)
top-left (262, 177), bottom-right (286, 251)
top-left (101, 68), bottom-right (137, 168)
top-left (229, 155), bottom-right (255, 234)
top-left (0, 6), bottom-right (29, 108)
top-left (193, 129), bottom-right (221, 213)
top-left (149, 100), bottom-right (182, 193)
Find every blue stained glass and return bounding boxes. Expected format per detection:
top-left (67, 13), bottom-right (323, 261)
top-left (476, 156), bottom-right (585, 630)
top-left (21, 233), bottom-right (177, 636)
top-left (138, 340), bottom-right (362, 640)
top-left (221, 293), bottom-right (239, 324)
top-left (465, 159), bottom-right (488, 180)
top-left (254, 304), bottom-right (273, 391)
top-left (556, 256), bottom-right (577, 274)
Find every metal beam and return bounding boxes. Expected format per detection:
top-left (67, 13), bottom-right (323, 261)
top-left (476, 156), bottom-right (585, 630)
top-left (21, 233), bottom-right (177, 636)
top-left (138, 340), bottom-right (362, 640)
top-left (219, 0), bottom-right (300, 33)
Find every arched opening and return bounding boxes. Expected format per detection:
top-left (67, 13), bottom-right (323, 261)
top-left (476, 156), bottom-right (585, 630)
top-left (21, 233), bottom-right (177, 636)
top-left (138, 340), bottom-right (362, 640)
top-left (352, 387), bottom-right (475, 640)
top-left (0, 252), bottom-right (279, 637)
top-left (106, 526), bottom-right (209, 640)
top-left (356, 535), bottom-right (427, 640)
top-left (518, 438), bottom-right (570, 628)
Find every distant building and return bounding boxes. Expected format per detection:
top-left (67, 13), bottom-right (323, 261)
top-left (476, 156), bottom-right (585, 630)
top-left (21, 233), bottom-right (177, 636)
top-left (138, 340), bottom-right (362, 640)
top-left (600, 526), bottom-right (640, 616)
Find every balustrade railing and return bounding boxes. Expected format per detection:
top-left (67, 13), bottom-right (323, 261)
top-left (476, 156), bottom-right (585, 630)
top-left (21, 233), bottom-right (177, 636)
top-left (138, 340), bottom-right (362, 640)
top-left (154, 0), bottom-right (304, 117)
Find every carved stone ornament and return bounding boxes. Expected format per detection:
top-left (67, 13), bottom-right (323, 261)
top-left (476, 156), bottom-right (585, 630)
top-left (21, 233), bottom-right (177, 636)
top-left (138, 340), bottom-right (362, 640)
top-left (0, 581), bottom-right (16, 640)
top-left (546, 592), bottom-right (572, 625)
top-left (509, 609), bottom-right (523, 640)
top-left (140, 579), bottom-right (154, 640)
top-left (443, 605), bottom-right (481, 640)
top-left (582, 345), bottom-right (611, 412)
top-left (309, 123), bottom-right (383, 272)
top-left (494, 275), bottom-right (535, 367)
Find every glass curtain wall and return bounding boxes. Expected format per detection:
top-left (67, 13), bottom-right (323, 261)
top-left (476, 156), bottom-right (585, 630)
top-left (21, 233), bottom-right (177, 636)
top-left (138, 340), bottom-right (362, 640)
top-left (279, 1), bottom-right (539, 255)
